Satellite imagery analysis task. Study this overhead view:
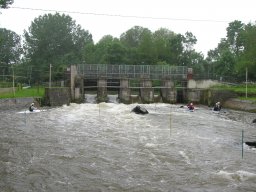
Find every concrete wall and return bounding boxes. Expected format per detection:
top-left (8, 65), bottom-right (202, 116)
top-left (44, 87), bottom-right (71, 106)
top-left (161, 79), bottom-right (176, 103)
top-left (187, 79), bottom-right (220, 89)
top-left (187, 89), bottom-right (201, 103)
top-left (200, 89), bottom-right (238, 106)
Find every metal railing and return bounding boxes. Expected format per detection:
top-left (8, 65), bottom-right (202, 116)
top-left (77, 64), bottom-right (187, 80)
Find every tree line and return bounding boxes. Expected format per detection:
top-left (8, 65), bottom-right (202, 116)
top-left (0, 6), bottom-right (256, 85)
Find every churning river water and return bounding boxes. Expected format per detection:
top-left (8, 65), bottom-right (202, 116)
top-left (1, 95), bottom-right (256, 192)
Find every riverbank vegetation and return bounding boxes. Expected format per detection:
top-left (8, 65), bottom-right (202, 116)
top-left (0, 5), bottom-right (256, 99)
top-left (212, 83), bottom-right (256, 101)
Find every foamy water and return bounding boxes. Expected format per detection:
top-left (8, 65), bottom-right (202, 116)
top-left (1, 97), bottom-right (256, 191)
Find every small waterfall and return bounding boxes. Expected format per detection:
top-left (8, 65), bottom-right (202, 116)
top-left (108, 94), bottom-right (119, 103)
top-left (85, 94), bottom-right (97, 103)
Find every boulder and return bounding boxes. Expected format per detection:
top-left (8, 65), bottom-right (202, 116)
top-left (131, 105), bottom-right (149, 115)
top-left (245, 141), bottom-right (256, 148)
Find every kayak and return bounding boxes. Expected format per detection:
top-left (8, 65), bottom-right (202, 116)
top-left (18, 109), bottom-right (46, 114)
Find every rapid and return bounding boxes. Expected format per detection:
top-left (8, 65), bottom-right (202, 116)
top-left (1, 95), bottom-right (256, 191)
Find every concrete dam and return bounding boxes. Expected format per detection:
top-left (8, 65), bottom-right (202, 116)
top-left (69, 64), bottom-right (193, 104)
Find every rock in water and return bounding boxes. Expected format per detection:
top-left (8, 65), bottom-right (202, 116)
top-left (131, 105), bottom-right (149, 114)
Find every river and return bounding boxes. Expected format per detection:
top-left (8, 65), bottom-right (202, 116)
top-left (1, 95), bottom-right (256, 191)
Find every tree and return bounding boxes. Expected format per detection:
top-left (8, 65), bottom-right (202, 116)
top-left (120, 26), bottom-right (153, 65)
top-left (120, 26), bottom-right (149, 48)
top-left (0, 28), bottom-right (22, 64)
top-left (93, 35), bottom-right (115, 63)
top-left (137, 28), bottom-right (156, 65)
top-left (105, 40), bottom-right (127, 64)
top-left (93, 35), bottom-right (127, 64)
top-left (180, 32), bottom-right (200, 68)
top-left (226, 20), bottom-right (244, 55)
top-left (152, 28), bottom-right (175, 64)
top-left (206, 38), bottom-right (236, 80)
top-left (236, 22), bottom-right (256, 80)
top-left (23, 13), bottom-right (93, 82)
top-left (0, 0), bottom-right (13, 9)
top-left (182, 32), bottom-right (197, 52)
top-left (167, 34), bottom-right (183, 65)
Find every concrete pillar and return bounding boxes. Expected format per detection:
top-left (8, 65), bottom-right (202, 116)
top-left (119, 78), bottom-right (131, 104)
top-left (161, 79), bottom-right (176, 103)
top-left (70, 65), bottom-right (78, 101)
top-left (140, 78), bottom-right (154, 103)
top-left (97, 78), bottom-right (108, 102)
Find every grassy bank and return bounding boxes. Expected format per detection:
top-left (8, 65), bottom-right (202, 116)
top-left (212, 84), bottom-right (256, 100)
top-left (0, 87), bottom-right (44, 99)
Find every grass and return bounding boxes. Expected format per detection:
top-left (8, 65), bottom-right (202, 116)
top-left (211, 84), bottom-right (256, 101)
top-left (0, 87), bottom-right (45, 99)
top-left (212, 84), bottom-right (256, 94)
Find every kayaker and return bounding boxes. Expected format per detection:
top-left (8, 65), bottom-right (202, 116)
top-left (213, 101), bottom-right (221, 111)
top-left (187, 102), bottom-right (194, 110)
top-left (29, 103), bottom-right (36, 112)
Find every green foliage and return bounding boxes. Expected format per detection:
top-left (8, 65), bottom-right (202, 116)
top-left (236, 23), bottom-right (256, 80)
top-left (0, 28), bottom-right (22, 64)
top-left (211, 83), bottom-right (256, 94)
top-left (0, 0), bottom-right (13, 9)
top-left (207, 20), bottom-right (256, 81)
top-left (4, 7), bottom-right (256, 83)
top-left (226, 20), bottom-right (244, 55)
top-left (23, 13), bottom-right (93, 82)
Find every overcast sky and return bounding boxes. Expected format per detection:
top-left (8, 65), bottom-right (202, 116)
top-left (0, 0), bottom-right (255, 56)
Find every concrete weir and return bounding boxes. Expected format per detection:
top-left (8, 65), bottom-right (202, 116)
top-left (68, 64), bottom-right (223, 104)
top-left (69, 64), bottom-right (188, 104)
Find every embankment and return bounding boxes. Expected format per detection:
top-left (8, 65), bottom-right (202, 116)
top-left (223, 98), bottom-right (256, 113)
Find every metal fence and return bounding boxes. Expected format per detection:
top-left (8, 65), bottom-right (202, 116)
top-left (77, 64), bottom-right (188, 80)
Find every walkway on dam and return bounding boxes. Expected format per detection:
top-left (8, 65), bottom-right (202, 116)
top-left (77, 64), bottom-right (188, 80)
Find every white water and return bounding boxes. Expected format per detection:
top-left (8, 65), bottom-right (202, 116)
top-left (1, 99), bottom-right (256, 191)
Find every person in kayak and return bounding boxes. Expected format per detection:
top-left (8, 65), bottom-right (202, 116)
top-left (29, 103), bottom-right (36, 112)
top-left (187, 102), bottom-right (194, 111)
top-left (213, 101), bottom-right (221, 111)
